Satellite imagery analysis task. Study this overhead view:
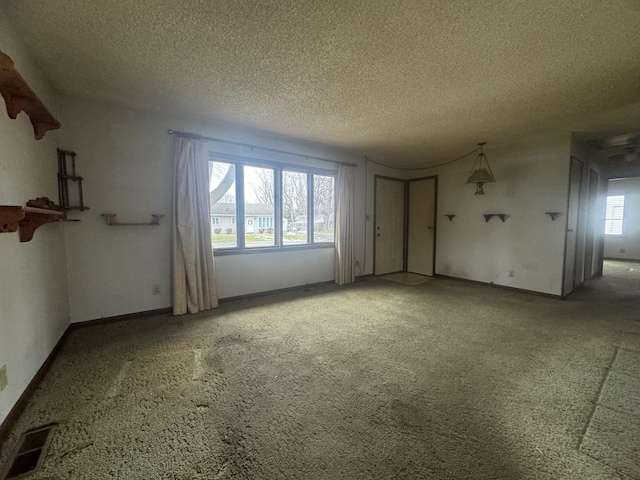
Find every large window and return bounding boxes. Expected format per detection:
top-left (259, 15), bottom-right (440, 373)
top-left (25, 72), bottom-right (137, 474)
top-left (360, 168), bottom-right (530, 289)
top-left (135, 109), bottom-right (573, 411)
top-left (605, 194), bottom-right (625, 235)
top-left (209, 156), bottom-right (336, 252)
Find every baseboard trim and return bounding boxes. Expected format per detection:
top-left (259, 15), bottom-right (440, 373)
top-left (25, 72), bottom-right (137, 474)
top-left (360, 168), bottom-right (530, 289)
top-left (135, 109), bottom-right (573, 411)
top-left (603, 257), bottom-right (640, 262)
top-left (219, 281), bottom-right (336, 304)
top-left (70, 307), bottom-right (173, 330)
top-left (434, 274), bottom-right (561, 299)
top-left (355, 274), bottom-right (374, 282)
top-left (0, 326), bottom-right (71, 452)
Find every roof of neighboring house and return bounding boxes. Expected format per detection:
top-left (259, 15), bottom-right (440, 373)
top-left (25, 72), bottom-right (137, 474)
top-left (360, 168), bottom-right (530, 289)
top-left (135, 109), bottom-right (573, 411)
top-left (210, 203), bottom-right (274, 216)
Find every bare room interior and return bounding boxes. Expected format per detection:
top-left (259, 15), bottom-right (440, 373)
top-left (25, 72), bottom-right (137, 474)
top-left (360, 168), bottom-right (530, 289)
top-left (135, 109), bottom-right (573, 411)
top-left (1, 1), bottom-right (639, 479)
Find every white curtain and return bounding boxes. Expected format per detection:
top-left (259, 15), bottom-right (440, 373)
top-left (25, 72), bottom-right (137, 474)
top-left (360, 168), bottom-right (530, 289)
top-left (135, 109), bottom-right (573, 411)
top-left (334, 165), bottom-right (356, 285)
top-left (172, 137), bottom-right (219, 315)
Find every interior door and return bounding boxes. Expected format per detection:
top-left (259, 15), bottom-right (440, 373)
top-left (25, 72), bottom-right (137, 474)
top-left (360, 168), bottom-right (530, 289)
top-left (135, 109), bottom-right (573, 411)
top-left (375, 177), bottom-right (405, 275)
top-left (563, 157), bottom-right (583, 295)
top-left (407, 177), bottom-right (436, 275)
top-left (584, 169), bottom-right (599, 279)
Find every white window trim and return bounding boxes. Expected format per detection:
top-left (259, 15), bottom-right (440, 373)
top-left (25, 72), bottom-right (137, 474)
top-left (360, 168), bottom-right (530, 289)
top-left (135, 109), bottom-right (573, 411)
top-left (209, 153), bottom-right (336, 254)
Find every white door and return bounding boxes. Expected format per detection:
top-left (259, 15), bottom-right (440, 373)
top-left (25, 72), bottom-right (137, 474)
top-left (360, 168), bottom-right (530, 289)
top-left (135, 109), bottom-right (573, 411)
top-left (563, 158), bottom-right (582, 295)
top-left (375, 177), bottom-right (405, 275)
top-left (407, 178), bottom-right (436, 276)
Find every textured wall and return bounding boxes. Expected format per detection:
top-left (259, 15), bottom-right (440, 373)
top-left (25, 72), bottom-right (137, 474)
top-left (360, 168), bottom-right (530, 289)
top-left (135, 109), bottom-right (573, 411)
top-left (0, 11), bottom-right (69, 426)
top-left (57, 95), bottom-right (365, 322)
top-left (418, 133), bottom-right (571, 295)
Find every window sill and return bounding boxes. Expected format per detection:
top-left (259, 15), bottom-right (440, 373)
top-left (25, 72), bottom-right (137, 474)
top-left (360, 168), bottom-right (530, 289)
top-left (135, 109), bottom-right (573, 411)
top-left (213, 243), bottom-right (335, 256)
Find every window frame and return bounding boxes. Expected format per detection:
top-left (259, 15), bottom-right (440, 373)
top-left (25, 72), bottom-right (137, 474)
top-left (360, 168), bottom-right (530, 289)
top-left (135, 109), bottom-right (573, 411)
top-left (604, 194), bottom-right (625, 236)
top-left (209, 152), bottom-right (337, 255)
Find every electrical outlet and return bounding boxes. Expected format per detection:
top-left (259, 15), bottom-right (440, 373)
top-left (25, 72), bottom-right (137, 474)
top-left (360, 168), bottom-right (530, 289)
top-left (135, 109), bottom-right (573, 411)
top-left (620, 248), bottom-right (626, 254)
top-left (152, 284), bottom-right (161, 295)
top-left (509, 270), bottom-right (515, 278)
top-left (0, 364), bottom-right (7, 391)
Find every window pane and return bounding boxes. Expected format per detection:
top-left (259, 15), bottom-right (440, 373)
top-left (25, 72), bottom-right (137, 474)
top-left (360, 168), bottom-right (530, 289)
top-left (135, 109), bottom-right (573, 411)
top-left (245, 166), bottom-right (275, 248)
top-left (209, 161), bottom-right (237, 248)
top-left (313, 175), bottom-right (335, 243)
top-left (605, 195), bottom-right (624, 235)
top-left (283, 171), bottom-right (308, 245)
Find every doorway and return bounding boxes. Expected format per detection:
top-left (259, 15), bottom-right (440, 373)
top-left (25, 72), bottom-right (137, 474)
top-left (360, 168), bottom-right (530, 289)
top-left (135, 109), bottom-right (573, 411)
top-left (584, 169), bottom-right (599, 280)
top-left (374, 175), bottom-right (437, 276)
top-left (374, 177), bottom-right (405, 275)
top-left (407, 177), bottom-right (437, 276)
top-left (563, 157), bottom-right (583, 296)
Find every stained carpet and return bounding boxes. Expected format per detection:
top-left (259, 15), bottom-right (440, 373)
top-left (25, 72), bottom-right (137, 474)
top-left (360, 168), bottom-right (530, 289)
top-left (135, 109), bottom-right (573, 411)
top-left (1, 262), bottom-right (639, 479)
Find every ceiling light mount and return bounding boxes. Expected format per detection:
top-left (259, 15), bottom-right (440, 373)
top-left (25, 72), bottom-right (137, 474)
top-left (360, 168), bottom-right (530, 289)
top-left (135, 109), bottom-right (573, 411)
top-left (466, 142), bottom-right (495, 195)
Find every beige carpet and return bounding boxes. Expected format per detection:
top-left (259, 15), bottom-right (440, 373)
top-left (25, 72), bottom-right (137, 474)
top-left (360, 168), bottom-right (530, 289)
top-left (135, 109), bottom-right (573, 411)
top-left (1, 263), bottom-right (639, 479)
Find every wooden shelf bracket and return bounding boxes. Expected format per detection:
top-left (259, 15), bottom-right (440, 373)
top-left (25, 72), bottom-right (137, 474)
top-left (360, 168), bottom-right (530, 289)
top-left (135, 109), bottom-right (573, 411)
top-left (0, 198), bottom-right (68, 242)
top-left (0, 50), bottom-right (60, 139)
top-left (483, 213), bottom-right (507, 223)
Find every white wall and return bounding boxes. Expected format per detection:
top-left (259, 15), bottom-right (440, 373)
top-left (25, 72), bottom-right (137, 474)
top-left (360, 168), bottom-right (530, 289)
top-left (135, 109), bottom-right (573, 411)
top-left (0, 12), bottom-right (69, 425)
top-left (407, 133), bottom-right (570, 295)
top-left (605, 176), bottom-right (640, 260)
top-left (57, 95), bottom-right (366, 322)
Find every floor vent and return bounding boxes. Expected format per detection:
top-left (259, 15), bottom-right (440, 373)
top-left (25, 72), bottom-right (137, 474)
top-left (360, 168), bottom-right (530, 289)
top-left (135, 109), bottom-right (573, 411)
top-left (2, 424), bottom-right (56, 479)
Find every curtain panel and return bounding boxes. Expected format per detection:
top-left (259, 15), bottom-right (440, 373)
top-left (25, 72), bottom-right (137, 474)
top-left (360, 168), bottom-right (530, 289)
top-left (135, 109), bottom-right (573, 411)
top-left (172, 137), bottom-right (219, 315)
top-left (335, 165), bottom-right (356, 285)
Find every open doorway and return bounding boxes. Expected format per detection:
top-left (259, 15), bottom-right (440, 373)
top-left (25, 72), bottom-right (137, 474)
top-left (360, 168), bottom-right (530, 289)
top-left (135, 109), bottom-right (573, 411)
top-left (598, 176), bottom-right (640, 292)
top-left (604, 176), bottom-right (640, 262)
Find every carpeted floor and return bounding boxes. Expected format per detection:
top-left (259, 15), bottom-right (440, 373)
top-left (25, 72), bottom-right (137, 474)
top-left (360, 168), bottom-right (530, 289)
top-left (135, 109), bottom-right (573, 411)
top-left (1, 261), bottom-right (639, 479)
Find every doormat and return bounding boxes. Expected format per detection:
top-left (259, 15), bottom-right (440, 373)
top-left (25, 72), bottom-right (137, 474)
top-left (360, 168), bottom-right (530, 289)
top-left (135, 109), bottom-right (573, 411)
top-left (379, 272), bottom-right (432, 286)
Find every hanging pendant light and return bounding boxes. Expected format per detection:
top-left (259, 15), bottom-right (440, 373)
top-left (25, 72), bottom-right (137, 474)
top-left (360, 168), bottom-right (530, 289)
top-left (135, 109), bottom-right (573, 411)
top-left (466, 142), bottom-right (495, 195)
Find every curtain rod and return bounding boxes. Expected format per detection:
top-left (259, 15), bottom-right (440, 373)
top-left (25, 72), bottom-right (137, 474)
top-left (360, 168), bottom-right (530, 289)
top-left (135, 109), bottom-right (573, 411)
top-left (168, 129), bottom-right (356, 167)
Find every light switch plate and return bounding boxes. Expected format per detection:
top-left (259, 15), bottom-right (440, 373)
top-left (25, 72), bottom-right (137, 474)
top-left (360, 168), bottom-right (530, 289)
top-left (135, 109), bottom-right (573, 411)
top-left (0, 364), bottom-right (7, 391)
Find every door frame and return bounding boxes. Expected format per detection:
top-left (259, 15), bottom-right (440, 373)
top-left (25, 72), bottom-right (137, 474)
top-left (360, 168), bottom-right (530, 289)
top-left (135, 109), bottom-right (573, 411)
top-left (373, 174), bottom-right (438, 276)
top-left (407, 175), bottom-right (439, 276)
top-left (562, 156), bottom-right (583, 296)
top-left (584, 168), bottom-right (599, 280)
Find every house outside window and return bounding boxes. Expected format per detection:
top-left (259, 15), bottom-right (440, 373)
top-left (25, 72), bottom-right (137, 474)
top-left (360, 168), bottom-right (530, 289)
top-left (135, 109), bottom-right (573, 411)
top-left (208, 156), bottom-right (336, 252)
top-left (605, 195), bottom-right (625, 235)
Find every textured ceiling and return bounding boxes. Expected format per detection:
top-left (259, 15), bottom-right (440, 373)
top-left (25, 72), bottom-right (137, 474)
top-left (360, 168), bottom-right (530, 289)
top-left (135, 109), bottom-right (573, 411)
top-left (4, 0), bottom-right (640, 166)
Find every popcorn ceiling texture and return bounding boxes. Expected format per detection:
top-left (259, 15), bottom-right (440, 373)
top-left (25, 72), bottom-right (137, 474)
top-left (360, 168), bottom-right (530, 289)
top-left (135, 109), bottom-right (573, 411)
top-left (3, 0), bottom-right (640, 165)
top-left (0, 262), bottom-right (639, 479)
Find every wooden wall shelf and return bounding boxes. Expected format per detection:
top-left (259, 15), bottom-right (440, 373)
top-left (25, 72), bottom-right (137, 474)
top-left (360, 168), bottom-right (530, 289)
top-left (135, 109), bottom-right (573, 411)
top-left (101, 214), bottom-right (164, 226)
top-left (0, 50), bottom-right (60, 140)
top-left (0, 198), bottom-right (68, 242)
top-left (483, 213), bottom-right (507, 223)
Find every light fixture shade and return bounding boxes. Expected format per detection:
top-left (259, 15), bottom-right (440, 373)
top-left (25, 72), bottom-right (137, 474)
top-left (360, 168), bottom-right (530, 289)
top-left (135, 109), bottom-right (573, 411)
top-left (466, 142), bottom-right (495, 195)
top-left (467, 167), bottom-right (494, 184)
